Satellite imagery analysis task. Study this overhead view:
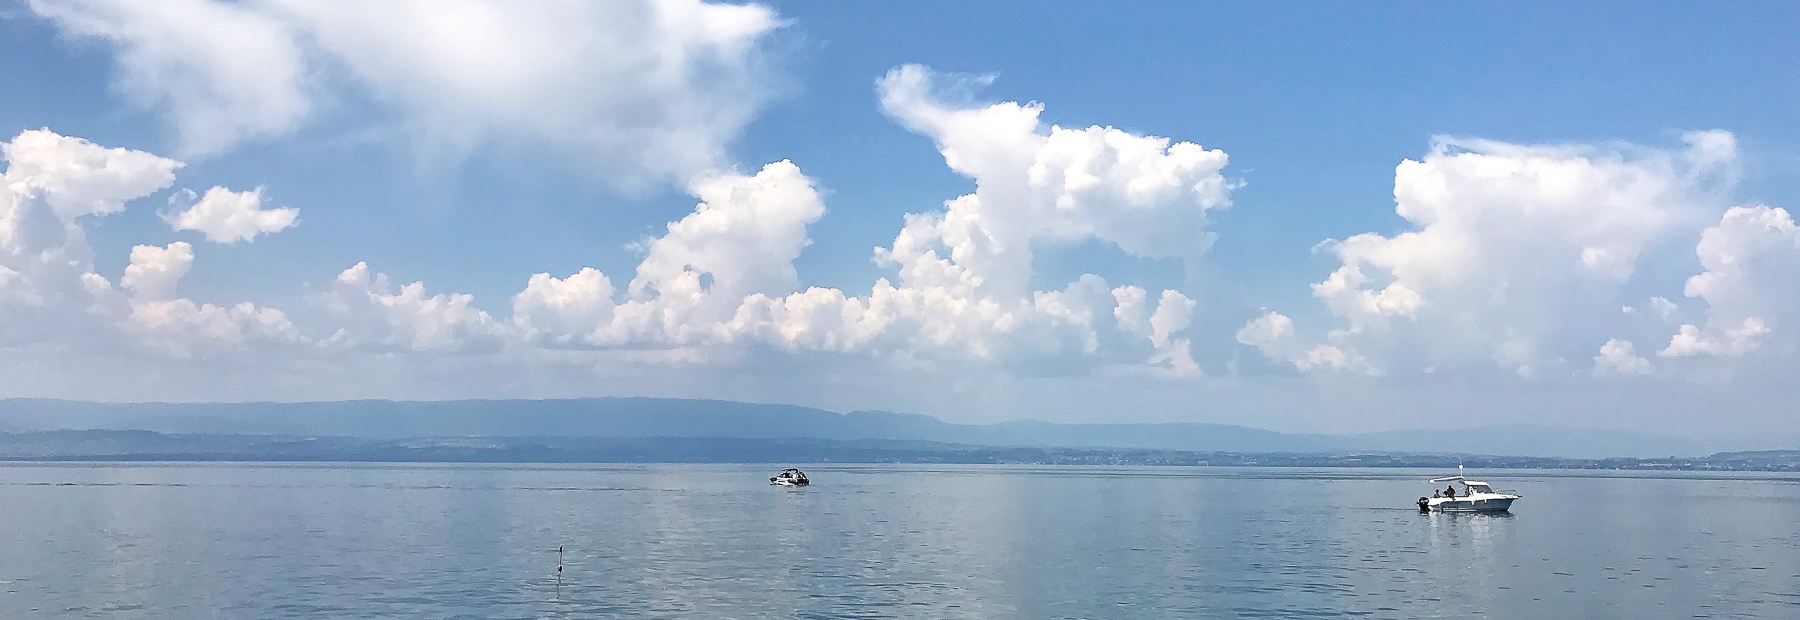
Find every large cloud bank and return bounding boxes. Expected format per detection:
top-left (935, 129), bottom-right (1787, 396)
top-left (28, 0), bottom-right (782, 186)
top-left (13, 2), bottom-right (1800, 431)
top-left (6, 99), bottom-right (1796, 405)
top-left (0, 130), bottom-right (296, 358)
top-left (1237, 131), bottom-right (1799, 383)
top-left (344, 65), bottom-right (1232, 376)
top-left (0, 63), bottom-right (1233, 381)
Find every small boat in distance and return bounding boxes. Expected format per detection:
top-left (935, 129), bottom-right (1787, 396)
top-left (770, 468), bottom-right (809, 486)
top-left (1418, 465), bottom-right (1519, 513)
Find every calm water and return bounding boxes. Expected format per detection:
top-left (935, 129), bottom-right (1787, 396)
top-left (1, 463), bottom-right (1795, 619)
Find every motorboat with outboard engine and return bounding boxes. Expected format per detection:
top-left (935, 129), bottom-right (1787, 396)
top-left (1417, 465), bottom-right (1519, 513)
top-left (770, 468), bottom-right (809, 486)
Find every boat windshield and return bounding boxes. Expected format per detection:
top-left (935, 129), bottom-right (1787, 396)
top-left (1464, 483), bottom-right (1492, 493)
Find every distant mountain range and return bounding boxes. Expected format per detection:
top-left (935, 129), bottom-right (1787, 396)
top-left (2, 429), bottom-right (1796, 471)
top-left (0, 397), bottom-right (1784, 459)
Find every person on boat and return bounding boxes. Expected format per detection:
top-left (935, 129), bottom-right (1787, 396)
top-left (1433, 489), bottom-right (1441, 498)
top-left (1446, 484), bottom-right (1458, 498)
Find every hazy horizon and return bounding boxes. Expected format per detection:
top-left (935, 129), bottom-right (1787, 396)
top-left (5, 396), bottom-right (1794, 459)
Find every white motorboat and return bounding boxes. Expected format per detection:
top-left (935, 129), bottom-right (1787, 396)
top-left (1417, 465), bottom-right (1518, 513)
top-left (769, 468), bottom-right (809, 486)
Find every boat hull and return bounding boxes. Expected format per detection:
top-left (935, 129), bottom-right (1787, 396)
top-left (1428, 496), bottom-right (1515, 513)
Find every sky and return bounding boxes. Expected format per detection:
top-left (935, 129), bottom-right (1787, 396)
top-left (1, 1), bottom-right (1797, 435)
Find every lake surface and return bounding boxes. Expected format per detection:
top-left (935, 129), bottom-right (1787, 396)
top-left (1, 463), bottom-right (1795, 619)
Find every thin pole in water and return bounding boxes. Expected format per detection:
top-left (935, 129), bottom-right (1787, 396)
top-left (557, 545), bottom-right (564, 596)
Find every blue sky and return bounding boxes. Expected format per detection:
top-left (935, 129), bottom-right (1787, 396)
top-left (2, 1), bottom-right (1797, 436)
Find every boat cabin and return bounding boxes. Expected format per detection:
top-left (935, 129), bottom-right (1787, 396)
top-left (1418, 465), bottom-right (1521, 513)
top-left (770, 468), bottom-right (809, 486)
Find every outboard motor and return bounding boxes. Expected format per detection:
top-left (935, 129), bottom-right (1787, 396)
top-left (1417, 497), bottom-right (1431, 512)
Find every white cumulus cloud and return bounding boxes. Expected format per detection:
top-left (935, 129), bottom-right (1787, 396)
top-left (1246, 132), bottom-right (1738, 378)
top-left (114, 241), bottom-right (300, 355)
top-left (163, 186), bottom-right (299, 243)
top-left (512, 268), bottom-right (616, 348)
top-left (1, 128), bottom-right (181, 222)
top-left (0, 129), bottom-right (178, 344)
top-left (491, 66), bottom-right (1232, 376)
top-left (1656, 206), bottom-right (1799, 359)
top-left (718, 66), bottom-right (1233, 372)
top-left (1594, 339), bottom-right (1652, 376)
top-left (0, 128), bottom-right (298, 357)
top-left (507, 159), bottom-right (825, 350)
top-left (120, 241), bottom-right (193, 301)
top-left (873, 64), bottom-right (1232, 301)
top-left (1235, 310), bottom-right (1376, 375)
top-left (608, 160), bottom-right (827, 345)
top-left (319, 262), bottom-right (505, 353)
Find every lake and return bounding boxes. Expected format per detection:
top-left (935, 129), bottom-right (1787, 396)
top-left (1, 463), bottom-right (1795, 618)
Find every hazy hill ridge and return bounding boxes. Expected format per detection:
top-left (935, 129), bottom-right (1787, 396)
top-left (1, 429), bottom-right (1795, 471)
top-left (0, 397), bottom-right (1776, 459)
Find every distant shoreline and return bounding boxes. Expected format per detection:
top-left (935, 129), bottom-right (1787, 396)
top-left (5, 397), bottom-right (1791, 460)
top-left (3, 430), bottom-right (1796, 472)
